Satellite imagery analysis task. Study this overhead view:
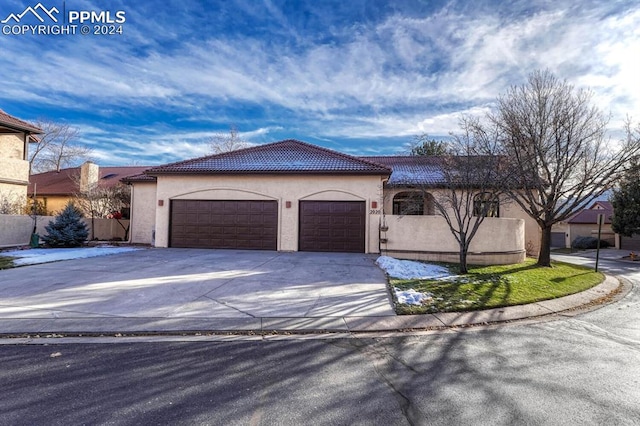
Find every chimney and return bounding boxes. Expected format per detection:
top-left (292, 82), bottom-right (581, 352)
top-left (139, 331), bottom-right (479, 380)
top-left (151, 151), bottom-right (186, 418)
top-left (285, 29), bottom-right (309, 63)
top-left (80, 161), bottom-right (99, 192)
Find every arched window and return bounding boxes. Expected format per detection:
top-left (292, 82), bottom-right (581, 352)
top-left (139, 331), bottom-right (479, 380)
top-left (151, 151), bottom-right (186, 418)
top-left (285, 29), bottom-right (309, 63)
top-left (473, 192), bottom-right (499, 217)
top-left (392, 191), bottom-right (435, 215)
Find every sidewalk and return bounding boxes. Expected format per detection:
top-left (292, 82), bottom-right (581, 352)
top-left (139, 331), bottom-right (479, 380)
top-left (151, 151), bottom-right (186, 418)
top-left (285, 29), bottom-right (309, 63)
top-left (554, 248), bottom-right (637, 261)
top-left (0, 275), bottom-right (623, 339)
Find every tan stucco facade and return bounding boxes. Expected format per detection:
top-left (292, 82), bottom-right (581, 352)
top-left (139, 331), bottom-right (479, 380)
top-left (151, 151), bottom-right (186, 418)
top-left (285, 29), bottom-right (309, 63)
top-left (30, 195), bottom-right (70, 215)
top-left (500, 200), bottom-right (541, 256)
top-left (131, 174), bottom-right (386, 253)
top-left (0, 133), bottom-right (29, 202)
top-left (381, 215), bottom-right (526, 265)
top-left (129, 181), bottom-right (157, 245)
top-left (383, 188), bottom-right (540, 257)
top-left (129, 174), bottom-right (539, 264)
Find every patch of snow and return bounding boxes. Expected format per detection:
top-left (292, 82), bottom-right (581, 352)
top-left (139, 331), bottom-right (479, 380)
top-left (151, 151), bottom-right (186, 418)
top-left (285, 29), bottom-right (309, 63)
top-left (1, 246), bottom-right (142, 266)
top-left (394, 287), bottom-right (433, 305)
top-left (376, 255), bottom-right (452, 279)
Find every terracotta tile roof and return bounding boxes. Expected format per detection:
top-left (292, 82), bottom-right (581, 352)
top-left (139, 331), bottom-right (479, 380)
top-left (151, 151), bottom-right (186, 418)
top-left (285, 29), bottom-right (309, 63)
top-left (28, 166), bottom-right (151, 195)
top-left (360, 156), bottom-right (446, 186)
top-left (568, 203), bottom-right (614, 224)
top-left (145, 139), bottom-right (391, 175)
top-left (122, 173), bottom-right (157, 183)
top-left (0, 109), bottom-right (42, 133)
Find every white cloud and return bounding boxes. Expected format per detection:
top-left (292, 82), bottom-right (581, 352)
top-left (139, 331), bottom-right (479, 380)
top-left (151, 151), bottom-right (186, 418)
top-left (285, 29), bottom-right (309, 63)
top-left (2, 1), bottom-right (638, 159)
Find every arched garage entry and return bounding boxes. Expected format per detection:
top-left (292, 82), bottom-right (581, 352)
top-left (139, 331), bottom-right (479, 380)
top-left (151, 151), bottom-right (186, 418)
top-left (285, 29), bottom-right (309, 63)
top-left (170, 199), bottom-right (278, 250)
top-left (298, 200), bottom-right (366, 253)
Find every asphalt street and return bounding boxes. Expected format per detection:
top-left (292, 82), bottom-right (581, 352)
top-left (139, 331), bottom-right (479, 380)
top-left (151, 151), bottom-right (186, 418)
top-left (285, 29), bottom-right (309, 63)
top-left (0, 255), bottom-right (638, 425)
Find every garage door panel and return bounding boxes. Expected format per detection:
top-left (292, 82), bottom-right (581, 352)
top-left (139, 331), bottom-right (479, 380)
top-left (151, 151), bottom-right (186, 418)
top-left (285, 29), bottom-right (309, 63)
top-left (171, 200), bottom-right (277, 250)
top-left (299, 201), bottom-right (365, 253)
top-left (621, 234), bottom-right (640, 251)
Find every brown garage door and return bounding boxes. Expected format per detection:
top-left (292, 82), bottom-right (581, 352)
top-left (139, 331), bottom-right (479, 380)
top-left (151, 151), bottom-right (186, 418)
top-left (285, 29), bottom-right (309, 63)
top-left (170, 200), bottom-right (277, 250)
top-left (299, 201), bottom-right (365, 253)
top-left (620, 234), bottom-right (640, 251)
top-left (551, 232), bottom-right (566, 248)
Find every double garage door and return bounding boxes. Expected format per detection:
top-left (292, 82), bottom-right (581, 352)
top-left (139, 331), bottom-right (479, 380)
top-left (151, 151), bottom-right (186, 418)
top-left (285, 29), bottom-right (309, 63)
top-left (170, 200), bottom-right (365, 252)
top-left (170, 200), bottom-right (278, 250)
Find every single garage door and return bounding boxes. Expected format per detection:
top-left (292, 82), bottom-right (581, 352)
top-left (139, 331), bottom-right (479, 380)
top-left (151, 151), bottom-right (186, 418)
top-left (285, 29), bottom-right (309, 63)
top-left (551, 232), bottom-right (566, 248)
top-left (299, 201), bottom-right (365, 253)
top-left (620, 234), bottom-right (640, 251)
top-left (170, 200), bottom-right (277, 250)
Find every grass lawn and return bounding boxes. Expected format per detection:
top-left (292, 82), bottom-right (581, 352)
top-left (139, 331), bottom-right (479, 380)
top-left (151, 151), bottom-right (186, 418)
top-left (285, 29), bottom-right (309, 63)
top-left (0, 256), bottom-right (15, 270)
top-left (391, 259), bottom-right (603, 315)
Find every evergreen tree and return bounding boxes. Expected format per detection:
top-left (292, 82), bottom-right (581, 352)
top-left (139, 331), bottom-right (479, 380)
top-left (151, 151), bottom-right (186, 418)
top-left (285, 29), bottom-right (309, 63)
top-left (611, 160), bottom-right (640, 237)
top-left (42, 202), bottom-right (89, 247)
top-left (409, 135), bottom-right (448, 156)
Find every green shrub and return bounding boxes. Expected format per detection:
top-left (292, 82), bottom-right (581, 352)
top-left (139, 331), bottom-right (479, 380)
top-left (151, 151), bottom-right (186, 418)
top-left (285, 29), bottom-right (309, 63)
top-left (571, 236), bottom-right (610, 249)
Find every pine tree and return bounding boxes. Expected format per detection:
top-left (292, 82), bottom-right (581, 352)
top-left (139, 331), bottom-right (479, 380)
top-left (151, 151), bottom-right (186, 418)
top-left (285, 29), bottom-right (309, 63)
top-left (611, 160), bottom-right (640, 237)
top-left (42, 202), bottom-right (89, 247)
top-left (409, 135), bottom-right (448, 156)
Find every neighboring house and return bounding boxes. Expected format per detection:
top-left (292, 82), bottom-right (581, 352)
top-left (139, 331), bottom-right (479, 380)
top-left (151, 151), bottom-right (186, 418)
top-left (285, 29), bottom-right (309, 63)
top-left (28, 161), bottom-right (150, 215)
top-left (551, 201), bottom-right (615, 248)
top-left (126, 139), bottom-right (540, 264)
top-left (0, 110), bottom-right (42, 211)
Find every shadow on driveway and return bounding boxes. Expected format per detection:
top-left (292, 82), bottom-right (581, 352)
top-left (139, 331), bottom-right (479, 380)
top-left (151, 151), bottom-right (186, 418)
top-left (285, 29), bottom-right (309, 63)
top-left (0, 249), bottom-right (395, 321)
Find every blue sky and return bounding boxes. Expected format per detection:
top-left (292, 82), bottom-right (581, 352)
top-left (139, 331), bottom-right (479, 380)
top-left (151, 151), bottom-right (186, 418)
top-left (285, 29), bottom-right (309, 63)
top-left (1, 0), bottom-right (639, 166)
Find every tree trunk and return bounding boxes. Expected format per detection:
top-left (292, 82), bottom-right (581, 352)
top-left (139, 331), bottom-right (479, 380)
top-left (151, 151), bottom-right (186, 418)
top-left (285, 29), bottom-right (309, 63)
top-left (116, 219), bottom-right (129, 241)
top-left (459, 243), bottom-right (469, 274)
top-left (537, 224), bottom-right (552, 267)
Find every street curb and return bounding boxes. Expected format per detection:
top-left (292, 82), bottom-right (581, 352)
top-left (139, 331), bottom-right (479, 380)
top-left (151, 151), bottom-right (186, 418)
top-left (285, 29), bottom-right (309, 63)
top-left (0, 275), bottom-right (629, 343)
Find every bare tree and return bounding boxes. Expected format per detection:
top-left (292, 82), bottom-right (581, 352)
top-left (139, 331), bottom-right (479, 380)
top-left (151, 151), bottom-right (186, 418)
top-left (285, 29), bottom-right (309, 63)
top-left (0, 191), bottom-right (26, 215)
top-left (29, 120), bottom-right (92, 173)
top-left (74, 177), bottom-right (132, 240)
top-left (430, 118), bottom-right (506, 273)
top-left (491, 70), bottom-right (640, 266)
top-left (209, 125), bottom-right (251, 154)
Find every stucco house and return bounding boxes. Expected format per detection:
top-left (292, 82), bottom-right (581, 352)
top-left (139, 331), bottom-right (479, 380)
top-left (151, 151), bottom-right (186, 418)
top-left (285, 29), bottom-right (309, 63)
top-left (551, 201), bottom-right (640, 251)
top-left (566, 201), bottom-right (615, 247)
top-left (0, 110), bottom-right (42, 211)
top-left (551, 201), bottom-right (615, 249)
top-left (28, 162), bottom-right (150, 215)
top-left (126, 139), bottom-right (539, 265)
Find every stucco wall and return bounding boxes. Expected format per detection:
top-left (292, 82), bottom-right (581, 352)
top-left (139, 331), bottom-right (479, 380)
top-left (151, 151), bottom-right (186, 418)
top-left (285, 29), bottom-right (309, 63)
top-left (0, 214), bottom-right (35, 247)
top-left (381, 215), bottom-right (526, 265)
top-left (500, 200), bottom-right (540, 256)
top-left (383, 188), bottom-right (540, 256)
top-left (90, 218), bottom-right (130, 241)
top-left (129, 182), bottom-right (157, 245)
top-left (0, 133), bottom-right (25, 160)
top-left (0, 214), bottom-right (129, 248)
top-left (0, 134), bottom-right (29, 200)
top-left (149, 174), bottom-right (385, 253)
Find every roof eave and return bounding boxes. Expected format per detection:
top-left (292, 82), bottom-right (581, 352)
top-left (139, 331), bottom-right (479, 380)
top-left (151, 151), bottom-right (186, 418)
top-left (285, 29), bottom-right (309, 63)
top-left (145, 170), bottom-right (391, 177)
top-left (0, 121), bottom-right (43, 134)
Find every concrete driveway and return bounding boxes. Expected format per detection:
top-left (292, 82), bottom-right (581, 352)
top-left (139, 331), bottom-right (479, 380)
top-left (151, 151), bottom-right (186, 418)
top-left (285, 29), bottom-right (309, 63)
top-left (0, 249), bottom-right (395, 329)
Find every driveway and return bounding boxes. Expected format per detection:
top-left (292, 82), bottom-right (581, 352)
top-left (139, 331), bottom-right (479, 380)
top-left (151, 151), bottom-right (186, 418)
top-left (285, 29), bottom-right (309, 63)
top-left (0, 249), bottom-right (395, 326)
